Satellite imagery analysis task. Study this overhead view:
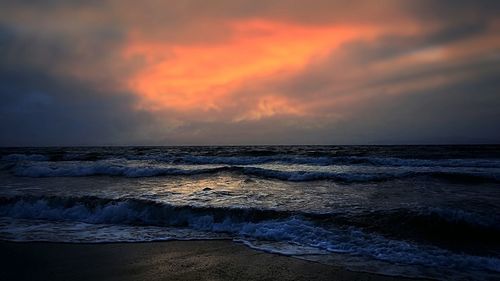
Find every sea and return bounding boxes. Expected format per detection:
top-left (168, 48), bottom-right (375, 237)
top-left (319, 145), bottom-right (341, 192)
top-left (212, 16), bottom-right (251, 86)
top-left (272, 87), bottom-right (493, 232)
top-left (0, 145), bottom-right (499, 280)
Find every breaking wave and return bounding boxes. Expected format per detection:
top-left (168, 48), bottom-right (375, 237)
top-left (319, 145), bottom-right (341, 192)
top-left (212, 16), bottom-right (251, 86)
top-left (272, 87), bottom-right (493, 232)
top-left (0, 195), bottom-right (499, 278)
top-left (0, 195), bottom-right (498, 249)
top-left (6, 160), bottom-right (499, 183)
top-left (3, 153), bottom-right (500, 168)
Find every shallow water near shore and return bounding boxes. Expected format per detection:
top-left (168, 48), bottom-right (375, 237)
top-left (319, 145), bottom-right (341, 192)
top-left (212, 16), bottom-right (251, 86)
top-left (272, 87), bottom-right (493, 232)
top-left (0, 145), bottom-right (499, 280)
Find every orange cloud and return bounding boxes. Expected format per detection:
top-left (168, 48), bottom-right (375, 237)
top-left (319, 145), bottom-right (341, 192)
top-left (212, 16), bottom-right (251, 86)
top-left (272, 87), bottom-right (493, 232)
top-left (122, 20), bottom-right (381, 116)
top-left (234, 95), bottom-right (306, 121)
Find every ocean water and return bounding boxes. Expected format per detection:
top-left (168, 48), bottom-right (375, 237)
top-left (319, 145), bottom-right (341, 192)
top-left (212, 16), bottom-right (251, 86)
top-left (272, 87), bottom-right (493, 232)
top-left (0, 145), bottom-right (499, 280)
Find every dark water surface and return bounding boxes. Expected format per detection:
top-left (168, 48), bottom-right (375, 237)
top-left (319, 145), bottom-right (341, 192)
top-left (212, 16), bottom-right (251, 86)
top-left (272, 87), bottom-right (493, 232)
top-left (0, 146), bottom-right (499, 280)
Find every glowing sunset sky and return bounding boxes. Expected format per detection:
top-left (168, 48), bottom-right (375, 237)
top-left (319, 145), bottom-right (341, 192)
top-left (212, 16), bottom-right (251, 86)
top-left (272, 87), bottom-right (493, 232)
top-left (1, 0), bottom-right (499, 145)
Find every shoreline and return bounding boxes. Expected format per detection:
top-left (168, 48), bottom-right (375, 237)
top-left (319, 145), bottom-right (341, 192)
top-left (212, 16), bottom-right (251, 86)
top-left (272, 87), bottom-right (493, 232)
top-left (0, 240), bottom-right (429, 281)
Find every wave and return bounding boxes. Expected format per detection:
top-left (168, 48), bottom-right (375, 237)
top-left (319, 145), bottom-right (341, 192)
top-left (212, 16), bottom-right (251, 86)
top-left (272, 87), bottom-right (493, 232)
top-left (3, 153), bottom-right (500, 168)
top-left (12, 161), bottom-right (231, 178)
top-left (8, 160), bottom-right (500, 183)
top-left (0, 195), bottom-right (499, 277)
top-left (0, 195), bottom-right (498, 246)
top-left (325, 207), bottom-right (500, 256)
top-left (170, 155), bottom-right (500, 168)
top-left (0, 195), bottom-right (291, 227)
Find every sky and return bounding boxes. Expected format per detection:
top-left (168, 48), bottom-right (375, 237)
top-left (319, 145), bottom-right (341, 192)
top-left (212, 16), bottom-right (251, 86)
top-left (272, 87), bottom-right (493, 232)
top-left (1, 0), bottom-right (499, 146)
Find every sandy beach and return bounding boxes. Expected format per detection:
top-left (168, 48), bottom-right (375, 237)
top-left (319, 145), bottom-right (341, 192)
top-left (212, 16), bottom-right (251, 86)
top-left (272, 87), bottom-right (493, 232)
top-left (0, 240), bottom-right (428, 281)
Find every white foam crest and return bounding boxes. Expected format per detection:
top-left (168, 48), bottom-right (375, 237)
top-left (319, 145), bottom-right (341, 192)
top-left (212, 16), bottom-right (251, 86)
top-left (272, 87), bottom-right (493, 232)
top-left (10, 160), bottom-right (400, 182)
top-left (177, 155), bottom-right (333, 166)
top-left (128, 154), bottom-right (500, 168)
top-left (12, 160), bottom-right (208, 178)
top-left (10, 160), bottom-right (500, 183)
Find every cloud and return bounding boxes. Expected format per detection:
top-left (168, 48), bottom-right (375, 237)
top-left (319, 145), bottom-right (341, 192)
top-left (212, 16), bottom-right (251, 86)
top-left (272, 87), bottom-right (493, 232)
top-left (0, 23), bottom-right (159, 146)
top-left (0, 69), bottom-right (159, 146)
top-left (0, 1), bottom-right (499, 145)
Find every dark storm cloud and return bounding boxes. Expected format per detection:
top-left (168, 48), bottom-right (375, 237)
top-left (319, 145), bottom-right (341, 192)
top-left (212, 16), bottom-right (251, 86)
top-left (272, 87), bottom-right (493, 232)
top-left (330, 74), bottom-right (500, 144)
top-left (0, 68), bottom-right (157, 146)
top-left (0, 22), bottom-right (157, 146)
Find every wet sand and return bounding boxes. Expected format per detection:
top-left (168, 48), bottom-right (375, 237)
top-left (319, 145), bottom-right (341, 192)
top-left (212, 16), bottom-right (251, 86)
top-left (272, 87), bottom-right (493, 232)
top-left (0, 240), bottom-right (427, 281)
